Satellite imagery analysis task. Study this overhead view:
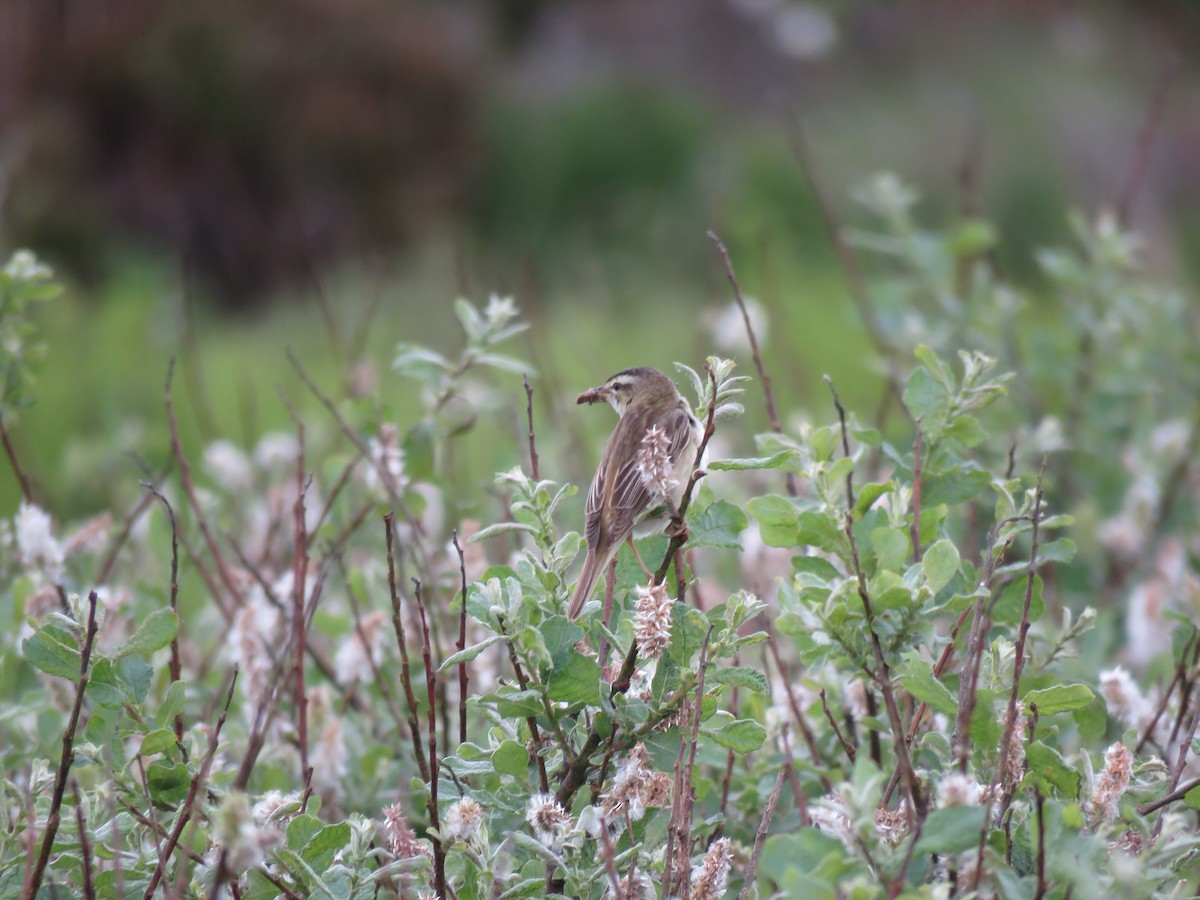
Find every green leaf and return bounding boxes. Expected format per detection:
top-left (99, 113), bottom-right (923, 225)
top-left (792, 556), bottom-right (840, 582)
top-left (488, 687), bottom-right (543, 719)
top-left (118, 608), bottom-right (178, 659)
top-left (540, 617), bottom-right (585, 670)
top-left (795, 511), bottom-right (844, 554)
top-left (870, 527), bottom-right (909, 572)
top-left (686, 499), bottom-right (747, 550)
top-left (947, 218), bottom-right (997, 255)
top-left (708, 666), bottom-right (769, 695)
top-left (922, 539), bottom-right (960, 594)
top-left (470, 522), bottom-right (538, 542)
top-left (747, 495), bottom-right (799, 547)
top-left (1023, 683), bottom-right (1094, 716)
top-left (903, 366), bottom-right (948, 421)
top-left (287, 814), bottom-right (323, 851)
top-left (898, 655), bottom-right (957, 717)
top-left (139, 729), bottom-right (179, 758)
top-left (708, 451), bottom-right (796, 471)
top-left (547, 651), bottom-right (601, 705)
top-left (1183, 784), bottom-right (1200, 810)
top-left (302, 822), bottom-right (351, 872)
top-left (915, 806), bottom-right (987, 856)
top-left (1037, 538), bottom-right (1076, 565)
top-left (438, 635), bottom-right (505, 672)
top-left (702, 717), bottom-right (766, 753)
top-left (22, 628), bottom-right (81, 679)
top-left (157, 681), bottom-right (186, 730)
top-left (854, 481), bottom-right (893, 516)
top-left (145, 760), bottom-right (191, 808)
top-left (493, 739), bottom-right (530, 777)
top-left (86, 658), bottom-right (128, 708)
top-left (992, 575), bottom-right (1044, 626)
top-left (1024, 741), bottom-right (1080, 799)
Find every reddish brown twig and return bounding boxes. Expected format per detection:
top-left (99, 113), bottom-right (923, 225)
top-left (176, 671), bottom-right (238, 899)
top-left (737, 769), bottom-right (786, 900)
top-left (909, 425), bottom-right (923, 562)
top-left (413, 576), bottom-right (446, 897)
top-left (1117, 55), bottom-right (1181, 229)
top-left (287, 406), bottom-right (312, 806)
top-left (672, 626), bottom-right (714, 900)
top-left (820, 688), bottom-right (856, 764)
top-left (708, 230), bottom-right (797, 497)
top-left (451, 530), bottom-right (470, 748)
top-left (384, 515), bottom-right (430, 783)
top-left (0, 411), bottom-right (35, 503)
top-left (142, 482), bottom-right (185, 743)
top-left (495, 614), bottom-right (551, 793)
top-left (72, 779), bottom-right (96, 900)
top-left (523, 374), bottom-right (540, 480)
top-left (164, 359), bottom-right (236, 622)
top-left (25, 591), bottom-right (100, 899)
top-left (1138, 773), bottom-right (1200, 817)
top-left (1033, 787), bottom-right (1048, 900)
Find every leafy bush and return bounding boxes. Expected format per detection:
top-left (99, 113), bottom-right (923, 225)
top-left (2, 172), bottom-right (1199, 900)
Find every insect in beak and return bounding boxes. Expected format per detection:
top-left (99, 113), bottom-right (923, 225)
top-left (577, 386), bottom-right (611, 405)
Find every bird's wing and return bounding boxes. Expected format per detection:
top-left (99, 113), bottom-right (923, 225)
top-left (601, 405), bottom-right (696, 544)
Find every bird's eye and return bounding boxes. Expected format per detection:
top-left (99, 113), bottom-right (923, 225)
top-left (612, 382), bottom-right (625, 391)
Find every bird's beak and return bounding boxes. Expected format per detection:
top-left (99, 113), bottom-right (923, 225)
top-left (577, 385), bottom-right (611, 405)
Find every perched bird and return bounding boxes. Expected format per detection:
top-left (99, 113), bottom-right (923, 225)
top-left (568, 367), bottom-right (702, 619)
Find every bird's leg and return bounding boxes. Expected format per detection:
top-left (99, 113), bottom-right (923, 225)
top-left (625, 536), bottom-right (654, 580)
top-left (664, 499), bottom-right (689, 541)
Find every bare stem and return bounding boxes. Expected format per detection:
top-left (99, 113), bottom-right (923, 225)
top-left (452, 529), bottom-right (470, 748)
top-left (707, 230), bottom-right (797, 497)
top-left (1116, 55), bottom-right (1181, 229)
top-left (737, 770), bottom-right (786, 900)
top-left (25, 591), bottom-right (100, 899)
top-left (384, 515), bottom-right (430, 783)
top-left (149, 669), bottom-right (238, 900)
top-left (523, 373), bottom-right (540, 480)
top-left (164, 359), bottom-right (237, 622)
top-left (0, 411), bottom-right (35, 503)
top-left (819, 689), bottom-right (856, 764)
top-left (414, 576), bottom-right (446, 897)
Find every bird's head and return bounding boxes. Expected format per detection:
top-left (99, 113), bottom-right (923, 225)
top-left (577, 367), bottom-right (677, 416)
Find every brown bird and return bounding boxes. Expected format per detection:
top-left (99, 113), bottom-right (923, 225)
top-left (568, 367), bottom-right (702, 619)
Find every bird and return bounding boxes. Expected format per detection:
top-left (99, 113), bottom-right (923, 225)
top-left (567, 366), bottom-right (703, 619)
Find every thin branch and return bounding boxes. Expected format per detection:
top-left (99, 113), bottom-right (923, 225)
top-left (384, 514), bottom-right (430, 783)
top-left (523, 374), bottom-right (540, 480)
top-left (708, 230), bottom-right (797, 497)
top-left (673, 626), bottom-right (714, 900)
top-left (1116, 55), bottom-right (1181, 229)
top-left (787, 118), bottom-right (892, 361)
top-left (1155, 702), bottom-right (1200, 840)
top-left (72, 780), bottom-right (96, 900)
top-left (413, 576), bottom-right (446, 898)
top-left (765, 630), bottom-right (828, 786)
top-left (141, 481), bottom-right (185, 743)
top-left (149, 669), bottom-right (238, 900)
top-left (909, 424), bottom-right (923, 562)
top-left (496, 614), bottom-right (551, 794)
top-left (1033, 787), bottom-right (1048, 900)
top-left (1138, 773), bottom-right (1200, 816)
top-left (737, 770), bottom-right (786, 900)
top-left (819, 689), bottom-right (856, 764)
top-left (164, 359), bottom-right (237, 622)
top-left (824, 377), bottom-right (855, 509)
top-left (25, 591), bottom-right (100, 899)
top-left (452, 530), bottom-right (469, 748)
top-left (995, 467), bottom-right (1046, 812)
top-left (845, 505), bottom-right (921, 819)
top-left (0, 411), bottom-right (35, 503)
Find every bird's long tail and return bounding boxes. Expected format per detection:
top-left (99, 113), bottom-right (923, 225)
top-left (568, 545), bottom-right (617, 619)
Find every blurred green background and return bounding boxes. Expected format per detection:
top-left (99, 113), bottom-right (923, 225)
top-left (2, 0), bottom-right (1198, 518)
